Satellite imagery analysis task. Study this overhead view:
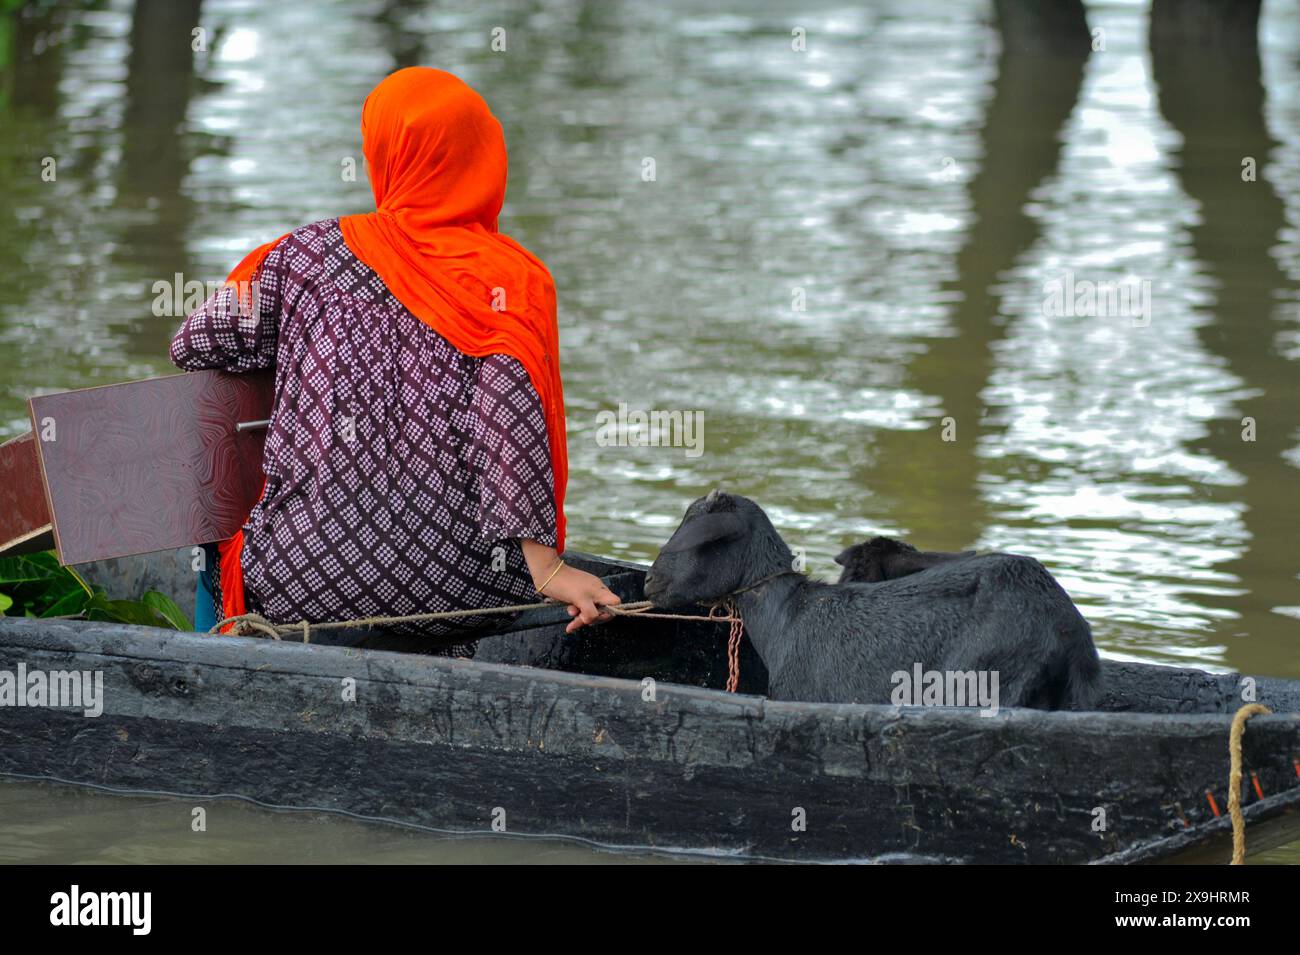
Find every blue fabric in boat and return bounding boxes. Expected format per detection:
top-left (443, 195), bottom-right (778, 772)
top-left (194, 544), bottom-right (218, 633)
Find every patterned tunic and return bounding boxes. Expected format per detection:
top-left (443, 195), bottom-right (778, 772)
top-left (170, 219), bottom-right (558, 650)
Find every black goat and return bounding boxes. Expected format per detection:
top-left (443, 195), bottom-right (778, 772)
top-left (835, 536), bottom-right (975, 583)
top-left (644, 490), bottom-right (1102, 709)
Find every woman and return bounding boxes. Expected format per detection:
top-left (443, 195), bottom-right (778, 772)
top-left (173, 67), bottom-right (619, 648)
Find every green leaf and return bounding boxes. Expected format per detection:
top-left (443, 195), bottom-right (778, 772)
top-left (0, 550), bottom-right (188, 631)
top-left (141, 591), bottom-right (191, 631)
top-left (83, 594), bottom-right (170, 629)
top-left (64, 565), bottom-right (94, 598)
top-left (0, 552), bottom-right (64, 586)
top-left (0, 552), bottom-right (84, 617)
top-left (38, 588), bottom-right (90, 618)
top-left (32, 574), bottom-right (83, 606)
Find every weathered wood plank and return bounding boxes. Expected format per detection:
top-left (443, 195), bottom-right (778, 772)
top-left (0, 431), bottom-right (52, 556)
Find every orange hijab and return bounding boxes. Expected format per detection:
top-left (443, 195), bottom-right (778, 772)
top-left (217, 68), bottom-right (567, 627)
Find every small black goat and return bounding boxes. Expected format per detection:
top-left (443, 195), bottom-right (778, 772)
top-left (835, 537), bottom-right (975, 584)
top-left (644, 490), bottom-right (1101, 709)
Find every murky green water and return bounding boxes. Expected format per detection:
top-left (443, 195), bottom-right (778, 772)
top-left (1, 0), bottom-right (1296, 862)
top-left (0, 779), bottom-right (700, 863)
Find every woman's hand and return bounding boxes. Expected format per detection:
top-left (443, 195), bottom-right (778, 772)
top-left (520, 539), bottom-right (622, 634)
top-left (539, 563), bottom-right (622, 633)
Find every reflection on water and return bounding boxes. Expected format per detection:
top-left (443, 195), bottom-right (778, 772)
top-left (0, 780), bottom-right (695, 864)
top-left (0, 776), bottom-right (1293, 865)
top-left (0, 0), bottom-right (1296, 862)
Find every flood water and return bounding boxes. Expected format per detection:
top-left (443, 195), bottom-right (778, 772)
top-left (0, 0), bottom-right (1297, 862)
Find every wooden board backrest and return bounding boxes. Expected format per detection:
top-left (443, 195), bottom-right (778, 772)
top-left (0, 431), bottom-right (54, 556)
top-left (28, 369), bottom-right (274, 565)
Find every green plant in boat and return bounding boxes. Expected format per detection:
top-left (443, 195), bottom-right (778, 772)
top-left (0, 551), bottom-right (190, 629)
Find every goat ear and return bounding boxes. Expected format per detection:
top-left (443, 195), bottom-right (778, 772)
top-left (884, 551), bottom-right (931, 578)
top-left (660, 512), bottom-right (748, 554)
top-left (886, 549), bottom-right (972, 578)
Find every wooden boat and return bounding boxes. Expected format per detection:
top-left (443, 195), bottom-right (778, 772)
top-left (1, 548), bottom-right (1297, 864)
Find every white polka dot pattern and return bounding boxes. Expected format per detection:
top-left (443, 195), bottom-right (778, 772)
top-left (171, 219), bottom-right (559, 650)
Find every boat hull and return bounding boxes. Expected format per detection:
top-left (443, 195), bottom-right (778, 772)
top-left (1, 564), bottom-right (1297, 863)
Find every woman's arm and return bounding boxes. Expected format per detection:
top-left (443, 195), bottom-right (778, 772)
top-left (520, 538), bottom-right (621, 634)
top-left (465, 358), bottom-right (617, 631)
top-left (170, 244), bottom-right (285, 372)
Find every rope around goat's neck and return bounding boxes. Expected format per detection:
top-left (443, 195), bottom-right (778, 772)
top-left (1228, 702), bottom-right (1272, 865)
top-left (722, 569), bottom-right (804, 599)
top-left (210, 599), bottom-right (749, 692)
top-left (707, 570), bottom-right (802, 692)
top-left (713, 601), bottom-right (743, 693)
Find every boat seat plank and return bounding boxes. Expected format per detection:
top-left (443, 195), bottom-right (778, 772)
top-left (29, 370), bottom-right (273, 566)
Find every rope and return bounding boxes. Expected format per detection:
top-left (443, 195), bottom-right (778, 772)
top-left (211, 599), bottom-right (567, 636)
top-left (706, 570), bottom-right (800, 691)
top-left (210, 599), bottom-right (742, 636)
top-left (724, 569), bottom-right (803, 597)
top-left (210, 598), bottom-right (749, 691)
top-left (1228, 702), bottom-right (1271, 865)
top-left (711, 601), bottom-right (743, 693)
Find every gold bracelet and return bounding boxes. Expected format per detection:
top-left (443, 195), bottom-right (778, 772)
top-left (536, 558), bottom-right (565, 595)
